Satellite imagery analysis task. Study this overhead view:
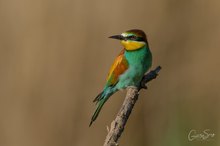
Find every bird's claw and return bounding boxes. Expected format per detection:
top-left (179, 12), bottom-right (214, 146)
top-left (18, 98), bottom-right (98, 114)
top-left (140, 82), bottom-right (148, 89)
top-left (139, 70), bottom-right (159, 90)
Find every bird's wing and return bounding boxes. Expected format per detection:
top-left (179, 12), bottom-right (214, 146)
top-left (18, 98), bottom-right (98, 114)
top-left (106, 49), bottom-right (129, 87)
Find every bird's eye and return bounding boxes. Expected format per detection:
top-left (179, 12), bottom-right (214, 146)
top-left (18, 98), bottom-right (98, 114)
top-left (128, 35), bottom-right (136, 40)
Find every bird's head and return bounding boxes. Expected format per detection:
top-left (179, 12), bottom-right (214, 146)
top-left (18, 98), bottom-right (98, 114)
top-left (109, 29), bottom-right (148, 51)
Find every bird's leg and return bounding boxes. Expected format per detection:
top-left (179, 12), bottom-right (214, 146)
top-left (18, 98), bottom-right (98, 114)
top-left (140, 80), bottom-right (148, 90)
top-left (139, 68), bottom-right (160, 91)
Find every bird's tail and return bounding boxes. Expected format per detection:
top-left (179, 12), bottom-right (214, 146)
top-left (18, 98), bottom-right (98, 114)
top-left (89, 88), bottom-right (116, 126)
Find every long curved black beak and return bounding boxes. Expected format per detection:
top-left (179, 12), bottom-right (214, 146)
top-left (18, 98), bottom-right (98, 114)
top-left (109, 35), bottom-right (124, 40)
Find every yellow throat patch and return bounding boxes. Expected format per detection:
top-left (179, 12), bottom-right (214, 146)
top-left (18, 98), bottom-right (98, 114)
top-left (121, 40), bottom-right (145, 51)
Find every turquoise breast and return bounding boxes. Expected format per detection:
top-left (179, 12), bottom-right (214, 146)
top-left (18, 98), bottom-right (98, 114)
top-left (116, 46), bottom-right (152, 89)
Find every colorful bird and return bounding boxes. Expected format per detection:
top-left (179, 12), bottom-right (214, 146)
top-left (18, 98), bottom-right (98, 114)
top-left (90, 29), bottom-right (152, 126)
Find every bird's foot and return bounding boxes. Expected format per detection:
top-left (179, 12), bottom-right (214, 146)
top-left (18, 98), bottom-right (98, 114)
top-left (139, 69), bottom-right (159, 90)
top-left (140, 82), bottom-right (148, 90)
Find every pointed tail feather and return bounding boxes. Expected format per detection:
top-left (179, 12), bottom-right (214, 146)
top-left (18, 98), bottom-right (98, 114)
top-left (90, 87), bottom-right (118, 127)
top-left (89, 98), bottom-right (107, 127)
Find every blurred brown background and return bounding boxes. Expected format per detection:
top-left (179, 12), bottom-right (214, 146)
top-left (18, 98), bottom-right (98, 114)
top-left (0, 0), bottom-right (219, 146)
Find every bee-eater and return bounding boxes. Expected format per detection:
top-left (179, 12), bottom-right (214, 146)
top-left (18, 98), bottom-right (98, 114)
top-left (90, 29), bottom-right (152, 126)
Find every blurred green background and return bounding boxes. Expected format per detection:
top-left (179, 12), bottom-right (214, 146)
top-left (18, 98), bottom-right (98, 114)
top-left (0, 0), bottom-right (219, 146)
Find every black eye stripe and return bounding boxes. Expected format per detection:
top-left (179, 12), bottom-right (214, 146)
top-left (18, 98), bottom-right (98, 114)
top-left (126, 36), bottom-right (136, 40)
top-left (126, 36), bottom-right (144, 41)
